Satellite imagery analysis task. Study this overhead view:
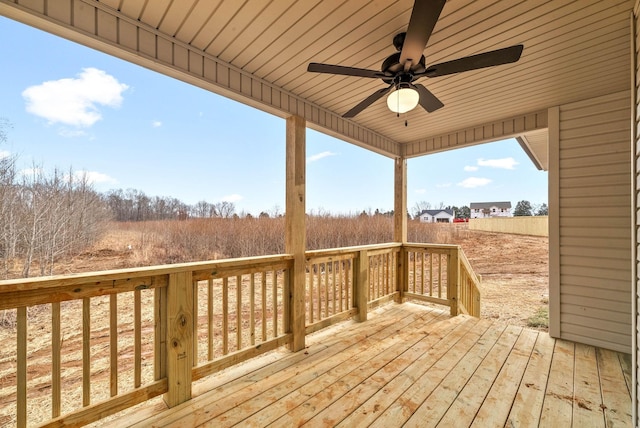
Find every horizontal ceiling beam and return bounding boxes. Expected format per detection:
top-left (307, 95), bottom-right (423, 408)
top-left (402, 109), bottom-right (548, 157)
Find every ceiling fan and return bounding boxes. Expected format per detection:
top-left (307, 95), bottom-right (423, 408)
top-left (307, 0), bottom-right (523, 118)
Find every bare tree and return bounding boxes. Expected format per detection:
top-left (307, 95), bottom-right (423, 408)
top-left (213, 201), bottom-right (236, 218)
top-left (412, 201), bottom-right (432, 219)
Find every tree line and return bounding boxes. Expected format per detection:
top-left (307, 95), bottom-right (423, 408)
top-left (0, 157), bottom-right (109, 278)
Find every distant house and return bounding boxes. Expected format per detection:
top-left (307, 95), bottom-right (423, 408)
top-left (469, 202), bottom-right (512, 218)
top-left (418, 209), bottom-right (455, 223)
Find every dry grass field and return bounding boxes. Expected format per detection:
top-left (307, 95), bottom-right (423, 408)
top-left (0, 220), bottom-right (548, 426)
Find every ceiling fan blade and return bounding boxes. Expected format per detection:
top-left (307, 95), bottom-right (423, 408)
top-left (307, 63), bottom-right (385, 78)
top-left (343, 85), bottom-right (393, 118)
top-left (424, 45), bottom-right (524, 77)
top-left (399, 0), bottom-right (446, 67)
top-left (415, 84), bottom-right (444, 113)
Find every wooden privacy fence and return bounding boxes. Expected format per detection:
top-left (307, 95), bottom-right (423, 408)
top-left (0, 243), bottom-right (479, 427)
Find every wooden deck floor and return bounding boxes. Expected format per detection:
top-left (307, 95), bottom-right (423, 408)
top-left (121, 302), bottom-right (632, 427)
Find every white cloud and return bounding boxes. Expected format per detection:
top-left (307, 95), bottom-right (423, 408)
top-left (222, 194), bottom-right (243, 203)
top-left (458, 177), bottom-right (492, 188)
top-left (307, 151), bottom-right (337, 163)
top-left (58, 128), bottom-right (89, 138)
top-left (0, 150), bottom-right (10, 159)
top-left (22, 67), bottom-right (129, 128)
top-left (464, 165), bottom-right (479, 172)
top-left (73, 170), bottom-right (117, 185)
top-left (477, 157), bottom-right (518, 170)
top-left (152, 120), bottom-right (162, 128)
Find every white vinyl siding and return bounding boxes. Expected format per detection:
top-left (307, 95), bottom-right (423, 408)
top-left (555, 91), bottom-right (631, 353)
top-left (634, 2), bottom-right (640, 422)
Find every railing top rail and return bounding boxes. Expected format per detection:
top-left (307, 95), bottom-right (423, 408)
top-left (305, 242), bottom-right (402, 258)
top-left (0, 253), bottom-right (294, 293)
top-left (403, 242), bottom-right (461, 251)
top-left (458, 250), bottom-right (481, 285)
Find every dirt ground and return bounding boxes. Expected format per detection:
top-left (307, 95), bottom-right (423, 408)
top-left (454, 228), bottom-right (549, 329)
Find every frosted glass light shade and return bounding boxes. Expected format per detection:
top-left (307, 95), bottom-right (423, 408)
top-left (386, 87), bottom-right (420, 113)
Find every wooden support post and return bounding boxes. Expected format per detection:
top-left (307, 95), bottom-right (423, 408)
top-left (394, 157), bottom-right (407, 302)
top-left (448, 248), bottom-right (460, 316)
top-left (286, 115), bottom-right (306, 352)
top-left (164, 271), bottom-right (193, 407)
top-left (356, 250), bottom-right (370, 322)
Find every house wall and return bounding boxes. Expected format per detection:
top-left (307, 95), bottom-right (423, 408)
top-left (420, 213), bottom-right (453, 223)
top-left (633, 2), bottom-right (639, 422)
top-left (470, 206), bottom-right (512, 218)
top-left (549, 90), bottom-right (632, 354)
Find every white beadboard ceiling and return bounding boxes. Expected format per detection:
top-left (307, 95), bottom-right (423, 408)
top-left (0, 0), bottom-right (634, 166)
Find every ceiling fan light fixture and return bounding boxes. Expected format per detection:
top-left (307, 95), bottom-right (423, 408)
top-left (387, 84), bottom-right (420, 114)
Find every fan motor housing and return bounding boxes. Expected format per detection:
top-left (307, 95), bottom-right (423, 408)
top-left (381, 52), bottom-right (425, 84)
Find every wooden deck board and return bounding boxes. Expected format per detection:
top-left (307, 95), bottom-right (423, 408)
top-left (506, 332), bottom-right (555, 427)
top-left (470, 328), bottom-right (539, 427)
top-left (117, 302), bottom-right (632, 428)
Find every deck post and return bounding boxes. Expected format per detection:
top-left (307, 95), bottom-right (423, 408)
top-left (394, 157), bottom-right (407, 302)
top-left (355, 249), bottom-right (369, 322)
top-left (164, 271), bottom-right (193, 407)
top-left (448, 248), bottom-right (460, 316)
top-left (286, 115), bottom-right (306, 352)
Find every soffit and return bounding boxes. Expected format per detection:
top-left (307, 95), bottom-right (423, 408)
top-left (0, 0), bottom-right (633, 158)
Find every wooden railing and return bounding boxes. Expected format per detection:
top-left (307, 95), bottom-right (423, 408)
top-left (0, 243), bottom-right (479, 427)
top-left (403, 243), bottom-right (481, 317)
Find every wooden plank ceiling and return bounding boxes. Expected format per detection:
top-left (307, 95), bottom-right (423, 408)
top-left (0, 0), bottom-right (634, 163)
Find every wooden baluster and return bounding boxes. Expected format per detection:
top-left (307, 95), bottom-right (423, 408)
top-left (222, 277), bottom-right (229, 354)
top-left (237, 275), bottom-right (242, 349)
top-left (109, 294), bottom-right (118, 396)
top-left (356, 250), bottom-right (369, 322)
top-left (208, 279), bottom-right (214, 360)
top-left (324, 263), bottom-right (329, 318)
top-left (154, 285), bottom-right (167, 382)
top-left (309, 265), bottom-right (314, 323)
top-left (83, 298), bottom-right (90, 407)
top-left (421, 252), bottom-right (425, 295)
top-left (332, 261), bottom-right (337, 315)
top-left (338, 261), bottom-right (344, 312)
top-left (17, 307), bottom-right (27, 428)
top-left (429, 252), bottom-right (433, 297)
top-left (52, 302), bottom-right (61, 418)
top-left (134, 289), bottom-right (142, 387)
top-left (261, 272), bottom-right (267, 342)
top-left (318, 264), bottom-right (324, 319)
top-left (250, 274), bottom-right (255, 346)
top-left (438, 254), bottom-right (443, 299)
top-left (272, 270), bottom-right (278, 336)
top-left (192, 282), bottom-right (198, 366)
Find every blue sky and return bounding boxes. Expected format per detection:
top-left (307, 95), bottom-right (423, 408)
top-left (0, 17), bottom-right (547, 217)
